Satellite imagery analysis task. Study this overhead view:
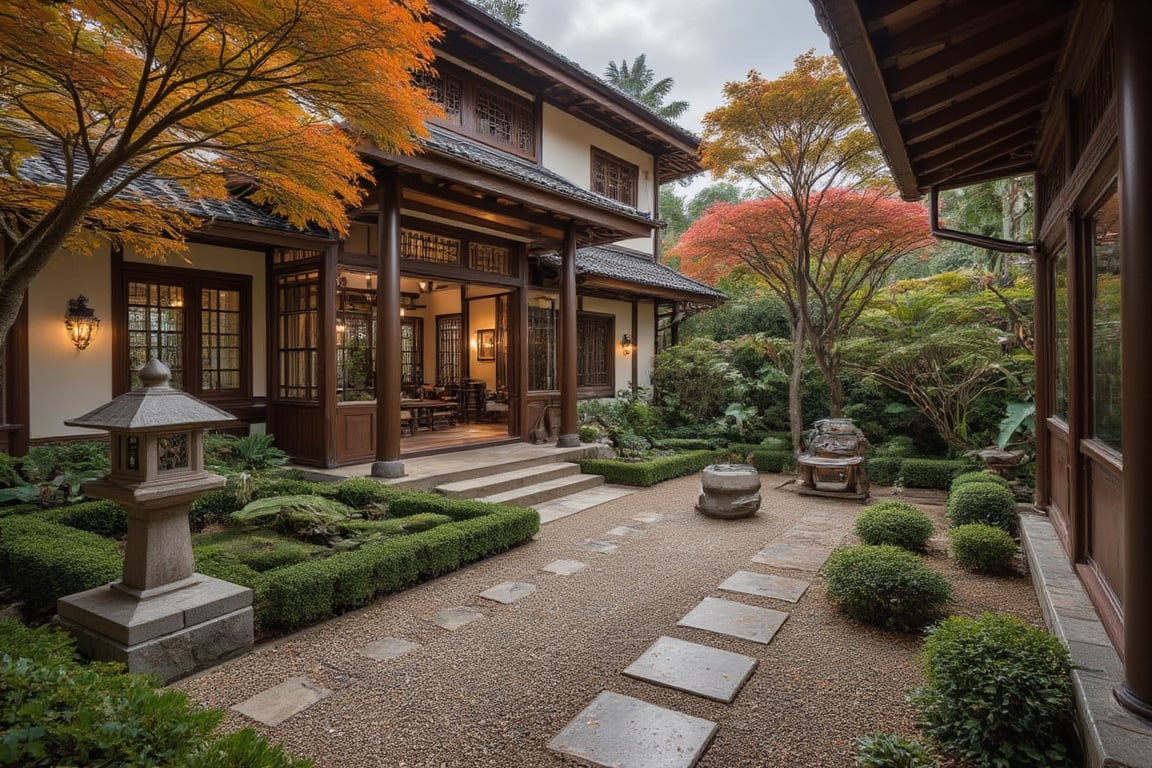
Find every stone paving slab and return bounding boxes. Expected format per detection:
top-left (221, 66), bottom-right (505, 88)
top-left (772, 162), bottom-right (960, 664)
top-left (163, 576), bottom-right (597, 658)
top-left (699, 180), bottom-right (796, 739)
top-left (718, 571), bottom-right (810, 603)
top-left (231, 677), bottom-right (331, 727)
top-left (623, 636), bottom-right (758, 704)
top-left (751, 543), bottom-right (833, 571)
top-left (631, 512), bottom-right (664, 524)
top-left (542, 559), bottom-right (588, 576)
top-left (578, 539), bottom-right (620, 555)
top-left (536, 486), bottom-right (638, 524)
top-left (606, 525), bottom-right (644, 537)
top-left (479, 581), bottom-right (537, 604)
top-left (431, 607), bottom-right (485, 631)
top-left (547, 691), bottom-right (718, 768)
top-left (356, 637), bottom-right (421, 662)
top-left (677, 597), bottom-right (789, 645)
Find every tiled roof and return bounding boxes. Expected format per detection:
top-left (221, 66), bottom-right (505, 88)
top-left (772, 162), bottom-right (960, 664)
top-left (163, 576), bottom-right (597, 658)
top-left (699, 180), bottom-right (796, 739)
top-left (8, 143), bottom-right (329, 236)
top-left (420, 126), bottom-right (653, 221)
top-left (538, 245), bottom-right (724, 300)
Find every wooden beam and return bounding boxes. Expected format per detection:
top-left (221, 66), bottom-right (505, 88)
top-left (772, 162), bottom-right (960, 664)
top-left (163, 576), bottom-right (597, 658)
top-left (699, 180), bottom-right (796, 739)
top-left (878, 1), bottom-right (1051, 65)
top-left (913, 122), bottom-right (1038, 173)
top-left (907, 89), bottom-right (1047, 153)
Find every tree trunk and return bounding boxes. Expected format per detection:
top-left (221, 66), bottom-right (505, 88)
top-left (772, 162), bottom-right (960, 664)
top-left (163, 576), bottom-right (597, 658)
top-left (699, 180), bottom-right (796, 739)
top-left (789, 318), bottom-right (806, 457)
top-left (810, 340), bottom-right (844, 417)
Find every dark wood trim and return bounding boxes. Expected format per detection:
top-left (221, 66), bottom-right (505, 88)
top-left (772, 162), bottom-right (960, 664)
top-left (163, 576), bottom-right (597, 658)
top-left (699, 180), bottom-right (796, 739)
top-left (1077, 559), bottom-right (1125, 654)
top-left (514, 282), bottom-right (529, 438)
top-left (1, 282), bottom-right (30, 457)
top-left (630, 300), bottom-right (639, 395)
top-left (558, 223), bottom-right (578, 443)
top-left (1039, 103), bottom-right (1117, 245)
top-left (1034, 245), bottom-right (1053, 506)
top-left (376, 168), bottom-right (404, 465)
top-left (1066, 207), bottom-right (1089, 564)
top-left (590, 146), bottom-right (640, 208)
top-left (322, 244), bottom-right (339, 468)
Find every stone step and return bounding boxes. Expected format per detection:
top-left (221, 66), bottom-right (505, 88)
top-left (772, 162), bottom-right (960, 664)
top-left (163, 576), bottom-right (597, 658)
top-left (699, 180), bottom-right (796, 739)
top-left (386, 445), bottom-right (591, 491)
top-left (436, 462), bottom-right (581, 499)
top-left (535, 485), bottom-right (638, 524)
top-left (477, 472), bottom-right (605, 507)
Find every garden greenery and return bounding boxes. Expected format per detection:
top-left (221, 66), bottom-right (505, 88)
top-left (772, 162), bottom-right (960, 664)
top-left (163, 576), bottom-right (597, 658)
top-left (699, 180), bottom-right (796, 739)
top-left (854, 501), bottom-right (935, 552)
top-left (950, 523), bottom-right (1017, 574)
top-left (823, 545), bottom-right (952, 631)
top-left (946, 482), bottom-right (1017, 533)
top-left (853, 732), bottom-right (935, 768)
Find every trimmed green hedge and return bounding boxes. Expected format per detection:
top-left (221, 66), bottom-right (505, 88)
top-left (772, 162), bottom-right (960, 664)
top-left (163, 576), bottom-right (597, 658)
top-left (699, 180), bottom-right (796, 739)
top-left (950, 471), bottom-right (1011, 491)
top-left (899, 459), bottom-right (971, 489)
top-left (579, 450), bottom-right (719, 486)
top-left (0, 516), bottom-right (121, 615)
top-left (728, 445), bottom-right (797, 473)
top-left (41, 499), bottom-right (128, 538)
top-left (651, 438), bottom-right (720, 451)
top-left (865, 457), bottom-right (903, 487)
top-left (254, 505), bottom-right (538, 631)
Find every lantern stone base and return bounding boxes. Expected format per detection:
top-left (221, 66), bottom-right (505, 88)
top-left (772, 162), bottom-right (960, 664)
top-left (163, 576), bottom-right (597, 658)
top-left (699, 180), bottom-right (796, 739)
top-left (57, 574), bottom-right (252, 682)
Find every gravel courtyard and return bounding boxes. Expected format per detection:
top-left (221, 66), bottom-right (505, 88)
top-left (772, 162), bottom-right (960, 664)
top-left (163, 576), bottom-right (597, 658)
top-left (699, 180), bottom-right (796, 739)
top-left (174, 473), bottom-right (1043, 767)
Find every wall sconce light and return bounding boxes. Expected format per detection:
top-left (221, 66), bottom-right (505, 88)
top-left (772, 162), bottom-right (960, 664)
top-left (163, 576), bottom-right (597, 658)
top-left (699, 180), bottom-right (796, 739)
top-left (65, 295), bottom-right (100, 351)
top-left (621, 333), bottom-right (634, 356)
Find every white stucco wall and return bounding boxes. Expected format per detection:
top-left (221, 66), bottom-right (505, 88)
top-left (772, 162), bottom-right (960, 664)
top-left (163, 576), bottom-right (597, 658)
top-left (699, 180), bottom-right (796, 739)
top-left (541, 104), bottom-right (656, 255)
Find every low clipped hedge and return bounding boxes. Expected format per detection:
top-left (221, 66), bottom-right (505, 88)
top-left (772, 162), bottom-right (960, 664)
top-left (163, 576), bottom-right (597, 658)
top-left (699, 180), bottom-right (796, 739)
top-left (727, 446), bottom-right (796, 474)
top-left (865, 457), bottom-right (902, 487)
top-left (41, 499), bottom-right (128, 538)
top-left (950, 523), bottom-right (1018, 574)
top-left (950, 471), bottom-right (1011, 491)
top-left (947, 482), bottom-right (1018, 533)
top-left (0, 516), bottom-right (121, 615)
top-left (854, 501), bottom-right (935, 552)
top-left (651, 438), bottom-right (720, 451)
top-left (579, 450), bottom-right (719, 486)
top-left (823, 545), bottom-right (952, 632)
top-left (899, 459), bottom-right (971, 489)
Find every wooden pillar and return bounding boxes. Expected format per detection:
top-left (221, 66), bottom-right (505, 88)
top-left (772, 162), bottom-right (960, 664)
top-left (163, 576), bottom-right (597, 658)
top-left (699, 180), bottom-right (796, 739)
top-left (1066, 209), bottom-right (1087, 564)
top-left (372, 168), bottom-right (404, 478)
top-left (1116, 0), bottom-right (1152, 720)
top-left (1033, 246), bottom-right (1052, 507)
top-left (630, 299), bottom-right (639, 396)
top-left (557, 222), bottom-right (579, 447)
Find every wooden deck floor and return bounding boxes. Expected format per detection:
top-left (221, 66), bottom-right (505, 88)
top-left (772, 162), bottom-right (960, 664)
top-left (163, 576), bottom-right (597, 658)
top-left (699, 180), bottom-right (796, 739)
top-left (401, 421), bottom-right (516, 457)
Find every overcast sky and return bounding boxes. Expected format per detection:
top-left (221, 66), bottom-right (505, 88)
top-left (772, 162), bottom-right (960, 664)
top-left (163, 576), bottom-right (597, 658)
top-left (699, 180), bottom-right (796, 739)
top-left (520, 0), bottom-right (831, 190)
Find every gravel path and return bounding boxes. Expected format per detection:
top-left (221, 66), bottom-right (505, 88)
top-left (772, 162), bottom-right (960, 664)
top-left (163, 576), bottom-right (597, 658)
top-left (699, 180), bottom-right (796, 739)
top-left (174, 474), bottom-right (1043, 767)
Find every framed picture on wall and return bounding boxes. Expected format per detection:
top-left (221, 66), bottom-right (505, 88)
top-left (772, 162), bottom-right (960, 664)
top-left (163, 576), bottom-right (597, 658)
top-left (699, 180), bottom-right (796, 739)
top-left (476, 329), bottom-right (496, 361)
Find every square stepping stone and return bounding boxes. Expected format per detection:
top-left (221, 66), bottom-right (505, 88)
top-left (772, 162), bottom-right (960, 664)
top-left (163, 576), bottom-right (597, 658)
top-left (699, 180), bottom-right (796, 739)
top-left (357, 637), bottom-right (421, 662)
top-left (479, 581), bottom-right (537, 604)
top-left (579, 539), bottom-right (619, 555)
top-left (542, 559), bottom-right (587, 576)
top-left (232, 677), bottom-right (331, 727)
top-left (751, 543), bottom-right (833, 571)
top-left (623, 636), bottom-right (758, 703)
top-left (677, 597), bottom-right (789, 645)
top-left (431, 607), bottom-right (485, 631)
top-left (719, 571), bottom-right (810, 603)
top-left (631, 512), bottom-right (664, 524)
top-left (547, 691), bottom-right (717, 768)
top-left (606, 525), bottom-right (643, 537)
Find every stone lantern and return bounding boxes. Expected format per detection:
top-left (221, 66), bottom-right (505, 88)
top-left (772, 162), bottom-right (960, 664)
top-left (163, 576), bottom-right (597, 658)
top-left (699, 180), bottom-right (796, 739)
top-left (57, 359), bottom-right (253, 681)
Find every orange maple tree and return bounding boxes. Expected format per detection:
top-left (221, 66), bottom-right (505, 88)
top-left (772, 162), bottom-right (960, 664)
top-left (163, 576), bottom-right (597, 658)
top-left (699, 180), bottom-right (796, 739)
top-left (673, 189), bottom-right (931, 418)
top-left (0, 0), bottom-right (441, 344)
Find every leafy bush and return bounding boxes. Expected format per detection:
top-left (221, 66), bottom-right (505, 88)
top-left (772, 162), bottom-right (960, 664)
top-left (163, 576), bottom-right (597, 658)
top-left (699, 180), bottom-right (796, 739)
top-left (650, 337), bottom-right (749, 427)
top-left (204, 432), bottom-right (288, 471)
top-left (651, 437), bottom-right (719, 451)
top-left (950, 523), bottom-right (1017, 574)
top-left (250, 477), bottom-right (333, 500)
top-left (579, 450), bottom-right (719, 486)
top-left (335, 513), bottom-right (452, 539)
top-left (20, 440), bottom-right (109, 482)
top-left (911, 614), bottom-right (1076, 768)
top-left (42, 499), bottom-right (127, 538)
top-left (333, 476), bottom-right (394, 509)
top-left (190, 486), bottom-right (246, 532)
top-left (950, 471), bottom-right (1010, 491)
top-left (193, 530), bottom-right (324, 572)
top-left (854, 501), bottom-right (935, 552)
top-left (230, 495), bottom-right (355, 541)
top-left (616, 431), bottom-right (652, 457)
top-left (578, 425), bottom-right (600, 443)
top-left (728, 445), bottom-right (796, 473)
top-left (0, 516), bottom-right (122, 615)
top-left (823, 545), bottom-right (952, 631)
top-left (0, 619), bottom-right (312, 767)
top-left (853, 732), bottom-right (934, 768)
top-left (899, 459), bottom-right (970, 489)
top-left (865, 457), bottom-right (902, 487)
top-left (946, 482), bottom-right (1017, 533)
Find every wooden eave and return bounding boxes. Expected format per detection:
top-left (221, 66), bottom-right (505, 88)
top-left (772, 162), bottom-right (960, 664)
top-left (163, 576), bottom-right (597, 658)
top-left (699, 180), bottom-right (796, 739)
top-left (811, 0), bottom-right (1074, 200)
top-left (577, 276), bottom-right (724, 306)
top-left (429, 0), bottom-right (702, 184)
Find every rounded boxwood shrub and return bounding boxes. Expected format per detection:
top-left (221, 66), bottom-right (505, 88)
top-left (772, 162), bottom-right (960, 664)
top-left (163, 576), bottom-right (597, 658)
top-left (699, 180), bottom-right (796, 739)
top-left (853, 732), bottom-right (934, 768)
top-left (854, 501), bottom-right (935, 552)
top-left (950, 471), bottom-right (1010, 491)
top-left (823, 545), bottom-right (952, 631)
top-left (911, 613), bottom-right (1077, 768)
top-left (950, 523), bottom-right (1017, 574)
top-left (946, 482), bottom-right (1017, 533)
top-left (333, 476), bottom-right (392, 510)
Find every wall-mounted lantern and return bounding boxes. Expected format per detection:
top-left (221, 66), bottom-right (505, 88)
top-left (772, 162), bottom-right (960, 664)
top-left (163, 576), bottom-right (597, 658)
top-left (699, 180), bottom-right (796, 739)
top-left (65, 295), bottom-right (100, 350)
top-left (621, 333), bottom-right (635, 356)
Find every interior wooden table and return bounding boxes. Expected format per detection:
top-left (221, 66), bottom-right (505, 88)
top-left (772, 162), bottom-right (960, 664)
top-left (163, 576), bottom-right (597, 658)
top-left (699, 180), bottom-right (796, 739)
top-left (400, 399), bottom-right (460, 431)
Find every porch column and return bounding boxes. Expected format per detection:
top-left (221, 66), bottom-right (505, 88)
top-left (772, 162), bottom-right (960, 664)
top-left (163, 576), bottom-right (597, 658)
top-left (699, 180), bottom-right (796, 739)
top-left (372, 168), bottom-right (404, 478)
top-left (1116, 0), bottom-right (1152, 720)
top-left (557, 222), bottom-right (579, 447)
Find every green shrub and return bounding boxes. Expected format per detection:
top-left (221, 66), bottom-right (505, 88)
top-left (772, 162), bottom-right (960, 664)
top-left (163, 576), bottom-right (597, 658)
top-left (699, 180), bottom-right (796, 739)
top-left (336, 513), bottom-right (452, 540)
top-left (865, 457), bottom-right (903, 487)
top-left (911, 614), bottom-right (1077, 768)
top-left (854, 502), bottom-right (935, 552)
top-left (41, 499), bottom-right (127, 538)
top-left (0, 619), bottom-right (312, 767)
top-left (853, 732), bottom-right (934, 768)
top-left (230, 495), bottom-right (354, 540)
top-left (204, 432), bottom-right (289, 472)
top-left (579, 450), bottom-right (719, 486)
top-left (950, 471), bottom-right (1011, 491)
top-left (193, 550), bottom-right (265, 589)
top-left (946, 482), bottom-right (1017, 533)
top-left (190, 486), bottom-right (245, 532)
top-left (899, 459), bottom-right (969, 489)
top-left (578, 425), bottom-right (600, 443)
top-left (250, 477), bottom-right (333, 500)
top-left (728, 445), bottom-right (796, 473)
top-left (652, 437), bottom-right (718, 451)
top-left (950, 523), bottom-right (1017, 574)
top-left (0, 516), bottom-right (122, 615)
top-left (193, 530), bottom-right (324, 572)
top-left (823, 545), bottom-right (952, 631)
top-left (333, 476), bottom-right (394, 509)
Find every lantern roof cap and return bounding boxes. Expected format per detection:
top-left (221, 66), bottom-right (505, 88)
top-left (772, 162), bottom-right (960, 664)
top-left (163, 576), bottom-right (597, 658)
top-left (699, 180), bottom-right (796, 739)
top-left (64, 359), bottom-right (237, 432)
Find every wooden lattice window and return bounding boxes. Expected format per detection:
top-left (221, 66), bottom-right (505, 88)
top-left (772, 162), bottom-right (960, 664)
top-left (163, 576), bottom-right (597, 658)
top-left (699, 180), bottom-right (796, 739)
top-left (436, 314), bottom-right (462, 386)
top-left (200, 287), bottom-right (242, 392)
top-left (402, 229), bottom-right (461, 264)
top-left (495, 295), bottom-right (509, 393)
top-left (276, 271), bottom-right (320, 401)
top-left (591, 147), bottom-right (639, 207)
top-left (528, 302), bottom-right (557, 392)
top-left (577, 313), bottom-right (613, 390)
top-left (475, 87), bottom-right (534, 155)
top-left (402, 317), bottom-right (424, 387)
top-left (127, 281), bottom-right (185, 390)
top-left (273, 248), bottom-right (323, 264)
top-left (469, 242), bottom-right (510, 275)
top-left (414, 68), bottom-right (463, 121)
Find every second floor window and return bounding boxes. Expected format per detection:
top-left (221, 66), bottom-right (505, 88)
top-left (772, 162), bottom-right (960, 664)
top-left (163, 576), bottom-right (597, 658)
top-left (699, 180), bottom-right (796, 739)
top-left (591, 147), bottom-right (639, 207)
top-left (416, 63), bottom-right (536, 159)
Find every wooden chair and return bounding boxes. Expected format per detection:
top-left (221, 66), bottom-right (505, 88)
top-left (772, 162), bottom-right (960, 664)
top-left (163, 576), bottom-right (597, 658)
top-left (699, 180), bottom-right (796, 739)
top-left (400, 409), bottom-right (415, 436)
